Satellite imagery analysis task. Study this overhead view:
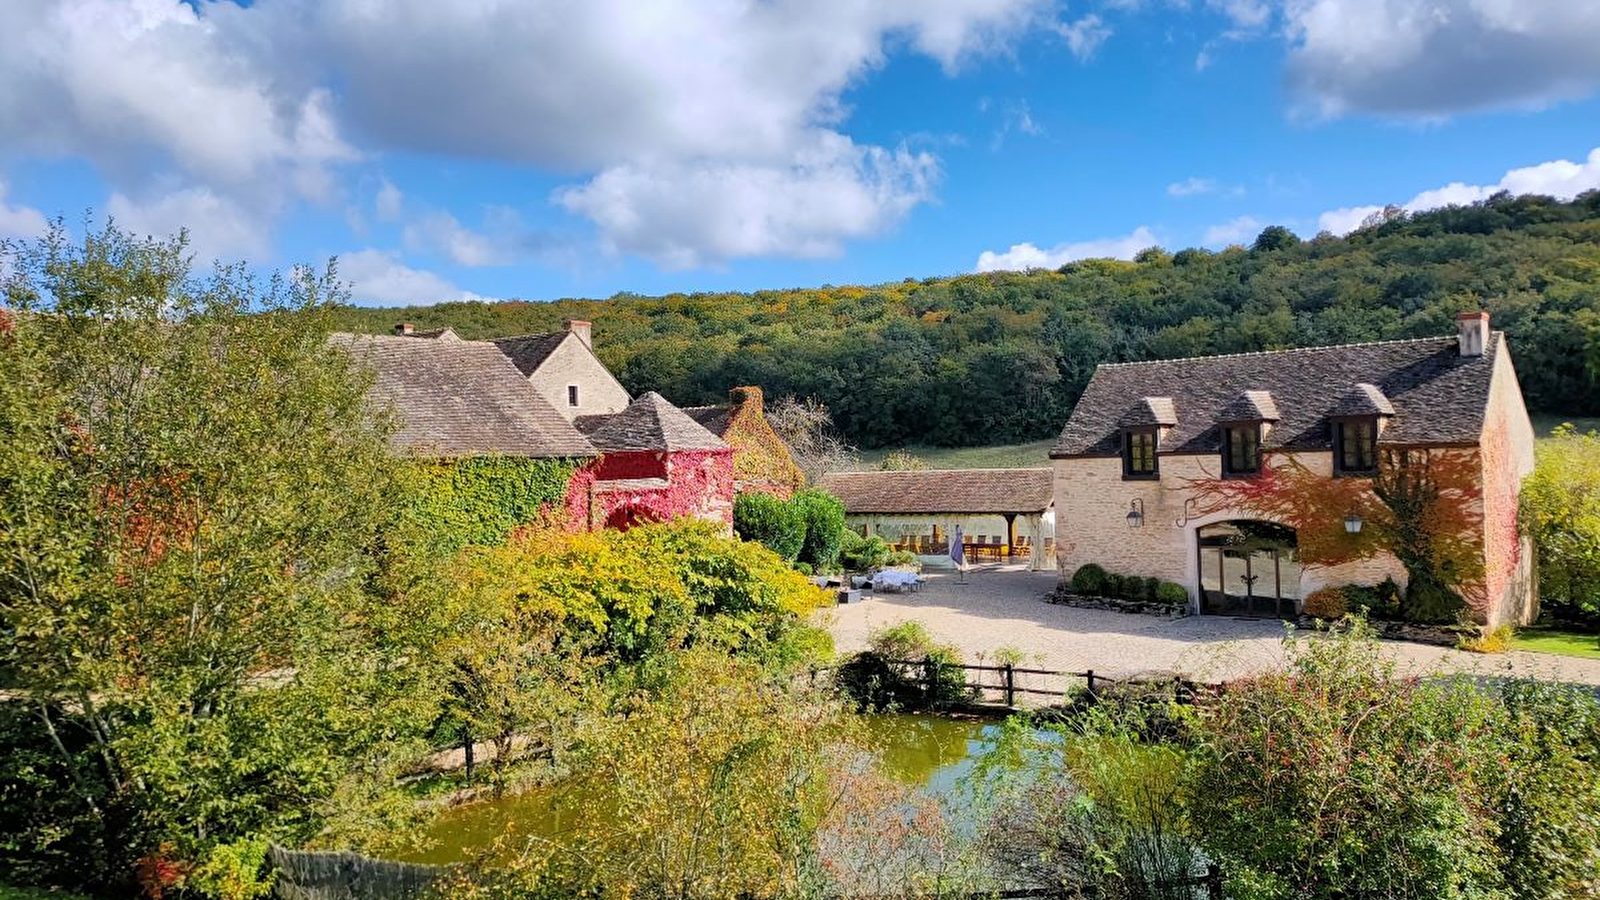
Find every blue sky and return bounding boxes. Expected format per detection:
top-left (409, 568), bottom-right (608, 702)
top-left (1, 1), bottom-right (1598, 306)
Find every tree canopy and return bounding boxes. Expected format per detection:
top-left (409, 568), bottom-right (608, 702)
top-left (331, 191), bottom-right (1600, 448)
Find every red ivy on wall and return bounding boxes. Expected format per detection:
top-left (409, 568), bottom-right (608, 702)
top-left (565, 448), bottom-right (735, 532)
top-left (1185, 449), bottom-right (1487, 606)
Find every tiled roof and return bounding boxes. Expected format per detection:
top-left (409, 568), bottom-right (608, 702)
top-left (577, 392), bottom-right (728, 453)
top-left (817, 468), bottom-right (1055, 515)
top-left (1218, 390), bottom-right (1281, 422)
top-left (492, 332), bottom-right (570, 377)
top-left (682, 405), bottom-right (733, 437)
top-left (330, 333), bottom-right (595, 458)
top-left (1053, 334), bottom-right (1502, 457)
top-left (1118, 396), bottom-right (1178, 427)
top-left (1328, 382), bottom-right (1396, 417)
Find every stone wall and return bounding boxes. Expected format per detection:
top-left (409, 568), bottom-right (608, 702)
top-left (526, 335), bottom-right (631, 421)
top-left (1053, 451), bottom-right (1409, 611)
top-left (1478, 344), bottom-right (1539, 626)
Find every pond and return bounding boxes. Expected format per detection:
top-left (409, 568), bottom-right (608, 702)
top-left (399, 713), bottom-right (1002, 866)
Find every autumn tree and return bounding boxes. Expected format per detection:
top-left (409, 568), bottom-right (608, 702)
top-left (0, 223), bottom-right (435, 893)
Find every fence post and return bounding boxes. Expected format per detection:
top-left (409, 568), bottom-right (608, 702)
top-left (1207, 863), bottom-right (1223, 900)
top-left (1003, 663), bottom-right (1015, 707)
top-left (922, 655), bottom-right (938, 708)
top-left (1085, 668), bottom-right (1096, 699)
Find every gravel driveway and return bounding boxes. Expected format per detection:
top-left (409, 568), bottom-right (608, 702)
top-left (821, 566), bottom-right (1600, 688)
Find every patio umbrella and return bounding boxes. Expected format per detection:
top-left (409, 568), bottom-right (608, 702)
top-left (950, 525), bottom-right (965, 568)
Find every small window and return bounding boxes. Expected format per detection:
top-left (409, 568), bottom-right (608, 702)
top-left (1123, 428), bottom-right (1158, 479)
top-left (1223, 424), bottom-right (1261, 475)
top-left (567, 384), bottom-right (580, 407)
top-left (1335, 418), bottom-right (1377, 474)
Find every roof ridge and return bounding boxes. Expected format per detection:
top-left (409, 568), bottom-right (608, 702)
top-left (1097, 334), bottom-right (1464, 370)
top-left (491, 331), bottom-right (565, 343)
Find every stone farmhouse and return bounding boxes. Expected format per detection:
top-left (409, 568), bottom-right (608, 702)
top-left (337, 322), bottom-right (751, 531)
top-left (1050, 312), bottom-right (1538, 628)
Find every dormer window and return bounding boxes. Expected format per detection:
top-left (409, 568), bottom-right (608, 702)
top-left (1223, 424), bottom-right (1261, 475)
top-left (1334, 418), bottom-right (1378, 474)
top-left (1123, 428), bottom-right (1158, 479)
top-left (567, 384), bottom-right (580, 407)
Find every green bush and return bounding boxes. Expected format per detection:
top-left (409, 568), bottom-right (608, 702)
top-left (1403, 576), bottom-right (1465, 624)
top-left (790, 489), bottom-right (845, 571)
top-left (1104, 573), bottom-right (1126, 599)
top-left (884, 550), bottom-right (920, 569)
top-left (838, 529), bottom-right (891, 571)
top-left (732, 492), bottom-right (806, 561)
top-left (1070, 563), bottom-right (1108, 594)
top-left (835, 622), bottom-right (968, 710)
top-left (1154, 581), bottom-right (1188, 606)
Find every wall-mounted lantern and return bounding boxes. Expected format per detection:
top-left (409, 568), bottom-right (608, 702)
top-left (1127, 498), bottom-right (1145, 528)
top-left (1344, 513), bottom-right (1364, 534)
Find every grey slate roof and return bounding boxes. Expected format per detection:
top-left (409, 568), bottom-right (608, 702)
top-left (1328, 383), bottom-right (1396, 417)
top-left (330, 333), bottom-right (596, 458)
top-left (577, 392), bottom-right (729, 453)
top-left (681, 405), bottom-right (734, 437)
top-left (817, 468), bottom-right (1055, 515)
top-left (492, 332), bottom-right (570, 377)
top-left (1118, 396), bottom-right (1178, 427)
top-left (1052, 334), bottom-right (1503, 458)
top-left (1218, 390), bottom-right (1281, 422)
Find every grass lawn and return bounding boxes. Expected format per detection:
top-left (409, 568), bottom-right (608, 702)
top-left (1512, 627), bottom-right (1600, 660)
top-left (854, 438), bottom-right (1056, 471)
top-left (1532, 414), bottom-right (1600, 438)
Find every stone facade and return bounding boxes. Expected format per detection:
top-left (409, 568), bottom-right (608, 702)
top-left (1052, 452), bottom-right (1409, 604)
top-left (1478, 345), bottom-right (1539, 625)
top-left (525, 333), bottom-right (631, 422)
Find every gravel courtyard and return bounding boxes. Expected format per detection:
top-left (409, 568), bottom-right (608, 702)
top-left (821, 565), bottom-right (1600, 688)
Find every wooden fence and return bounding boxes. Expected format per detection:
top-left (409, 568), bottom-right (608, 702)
top-left (878, 657), bottom-right (1216, 710)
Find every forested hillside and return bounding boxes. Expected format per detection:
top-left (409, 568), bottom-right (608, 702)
top-left (332, 192), bottom-right (1600, 448)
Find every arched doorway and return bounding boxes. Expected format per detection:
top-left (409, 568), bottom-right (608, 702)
top-left (1196, 520), bottom-right (1301, 618)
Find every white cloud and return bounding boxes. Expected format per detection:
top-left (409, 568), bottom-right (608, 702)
top-left (1168, 177), bottom-right (1218, 197)
top-left (973, 226), bottom-right (1159, 272)
top-left (1283, 0), bottom-right (1600, 118)
top-left (0, 181), bottom-right (48, 239)
top-left (1210, 0), bottom-right (1270, 30)
top-left (403, 211), bottom-right (505, 268)
top-left (107, 186), bottom-right (268, 264)
top-left (1317, 205), bottom-right (1385, 236)
top-left (0, 0), bottom-right (1058, 268)
top-left (1055, 14), bottom-right (1112, 60)
top-left (335, 249), bottom-right (488, 306)
top-left (1202, 215), bottom-right (1262, 246)
top-left (374, 179), bottom-right (403, 223)
top-left (1319, 146), bottom-right (1600, 235)
top-left (557, 136), bottom-right (939, 269)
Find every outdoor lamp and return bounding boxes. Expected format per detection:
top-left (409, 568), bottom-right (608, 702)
top-left (1344, 513), bottom-right (1363, 534)
top-left (1127, 499), bottom-right (1145, 528)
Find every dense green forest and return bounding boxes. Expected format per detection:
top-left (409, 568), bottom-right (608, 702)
top-left (331, 192), bottom-right (1600, 448)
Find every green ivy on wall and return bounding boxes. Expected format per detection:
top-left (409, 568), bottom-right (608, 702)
top-left (403, 456), bottom-right (583, 553)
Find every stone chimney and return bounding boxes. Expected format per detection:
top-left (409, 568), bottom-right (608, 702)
top-left (565, 319), bottom-right (593, 349)
top-left (728, 385), bottom-right (764, 411)
top-left (1457, 310), bottom-right (1489, 357)
top-left (394, 322), bottom-right (415, 336)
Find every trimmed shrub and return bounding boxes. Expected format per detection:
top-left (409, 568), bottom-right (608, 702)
top-left (1155, 581), bottom-right (1188, 606)
top-left (1105, 573), bottom-right (1127, 599)
top-left (1302, 587), bottom-right (1348, 620)
top-left (1141, 576), bottom-right (1161, 602)
top-left (1070, 563), bottom-right (1108, 595)
top-left (1459, 625), bottom-right (1513, 654)
top-left (733, 492), bottom-right (805, 561)
top-left (791, 489), bottom-right (845, 571)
